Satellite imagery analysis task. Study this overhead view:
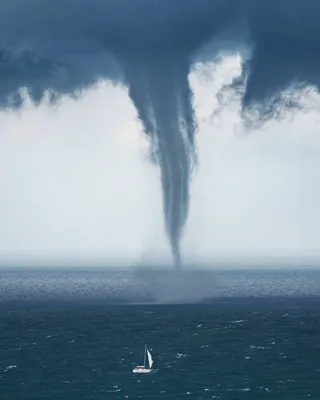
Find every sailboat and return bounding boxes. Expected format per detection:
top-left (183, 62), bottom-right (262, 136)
top-left (133, 344), bottom-right (153, 373)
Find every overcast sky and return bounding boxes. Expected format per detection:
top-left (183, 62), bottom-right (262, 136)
top-left (0, 52), bottom-right (320, 267)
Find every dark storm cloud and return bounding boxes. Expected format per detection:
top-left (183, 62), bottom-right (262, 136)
top-left (0, 0), bottom-right (226, 104)
top-left (1, 0), bottom-right (320, 109)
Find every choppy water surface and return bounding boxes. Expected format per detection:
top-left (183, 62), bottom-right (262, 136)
top-left (1, 269), bottom-right (320, 399)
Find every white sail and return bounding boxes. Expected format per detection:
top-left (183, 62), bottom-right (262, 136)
top-left (147, 349), bottom-right (153, 369)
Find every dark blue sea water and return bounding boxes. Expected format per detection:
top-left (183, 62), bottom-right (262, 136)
top-left (1, 268), bottom-right (320, 399)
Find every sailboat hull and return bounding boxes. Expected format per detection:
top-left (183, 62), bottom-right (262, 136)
top-left (133, 367), bottom-right (152, 373)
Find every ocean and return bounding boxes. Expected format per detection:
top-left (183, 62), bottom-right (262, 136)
top-left (1, 268), bottom-right (320, 399)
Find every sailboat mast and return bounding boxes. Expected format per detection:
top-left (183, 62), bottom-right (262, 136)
top-left (144, 344), bottom-right (147, 367)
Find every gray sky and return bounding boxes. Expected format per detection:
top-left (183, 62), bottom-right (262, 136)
top-left (1, 0), bottom-right (320, 266)
top-left (1, 53), bottom-right (320, 266)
